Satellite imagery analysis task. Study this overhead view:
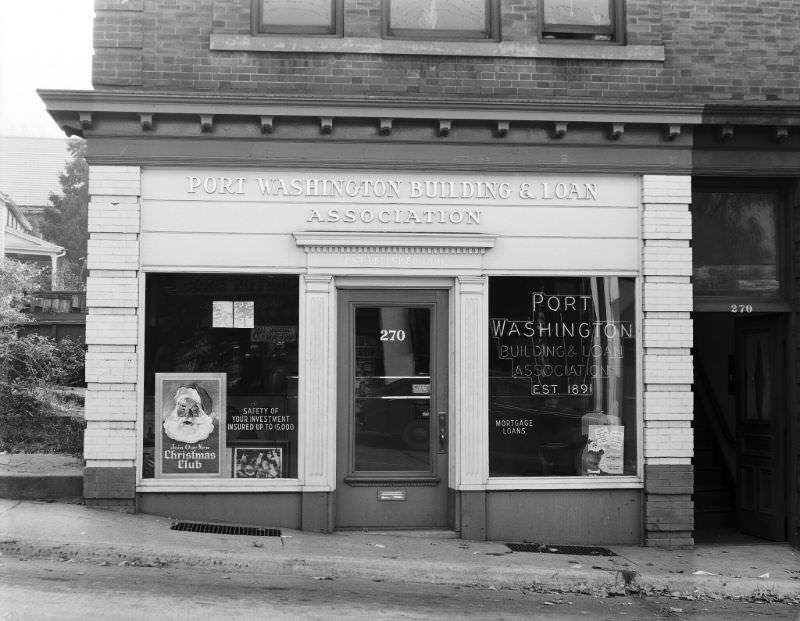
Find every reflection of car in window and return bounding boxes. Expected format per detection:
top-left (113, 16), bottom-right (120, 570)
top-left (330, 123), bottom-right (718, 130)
top-left (356, 377), bottom-right (430, 452)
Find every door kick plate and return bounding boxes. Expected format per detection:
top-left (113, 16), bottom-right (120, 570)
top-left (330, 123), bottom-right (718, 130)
top-left (378, 490), bottom-right (407, 501)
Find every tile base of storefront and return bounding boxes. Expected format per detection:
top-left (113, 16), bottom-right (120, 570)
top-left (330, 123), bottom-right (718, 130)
top-left (483, 490), bottom-right (643, 545)
top-left (643, 532), bottom-right (694, 549)
top-left (301, 492), bottom-right (333, 534)
top-left (84, 467), bottom-right (137, 513)
top-left (85, 498), bottom-right (136, 513)
top-left (644, 464), bottom-right (694, 549)
top-left (137, 493), bottom-right (303, 530)
top-left (84, 467), bottom-right (135, 498)
top-left (456, 491), bottom-right (487, 541)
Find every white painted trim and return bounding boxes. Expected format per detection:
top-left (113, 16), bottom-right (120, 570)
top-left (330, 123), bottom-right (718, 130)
top-left (298, 274), bottom-right (337, 491)
top-left (86, 459), bottom-right (135, 468)
top-left (482, 477), bottom-right (643, 491)
top-left (136, 271), bottom-right (146, 481)
top-left (635, 274), bottom-right (645, 481)
top-left (137, 479), bottom-right (303, 493)
top-left (482, 268), bottom-right (639, 277)
top-left (142, 265), bottom-right (303, 274)
top-left (452, 276), bottom-right (489, 488)
top-left (335, 276), bottom-right (454, 289)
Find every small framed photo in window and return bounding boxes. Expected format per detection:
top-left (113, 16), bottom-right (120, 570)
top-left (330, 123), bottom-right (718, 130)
top-left (155, 373), bottom-right (227, 478)
top-left (233, 446), bottom-right (284, 479)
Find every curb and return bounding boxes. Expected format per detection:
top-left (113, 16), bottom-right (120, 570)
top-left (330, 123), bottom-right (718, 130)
top-left (1, 537), bottom-right (797, 603)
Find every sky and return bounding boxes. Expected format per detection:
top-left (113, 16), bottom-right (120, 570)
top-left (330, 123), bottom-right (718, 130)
top-left (0, 0), bottom-right (94, 138)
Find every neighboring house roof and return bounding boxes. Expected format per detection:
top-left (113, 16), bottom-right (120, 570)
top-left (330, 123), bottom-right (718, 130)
top-left (0, 136), bottom-right (72, 208)
top-left (1, 192), bottom-right (63, 258)
top-left (5, 226), bottom-right (65, 258)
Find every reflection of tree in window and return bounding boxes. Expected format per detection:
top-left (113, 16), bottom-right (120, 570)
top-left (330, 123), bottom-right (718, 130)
top-left (692, 192), bottom-right (780, 296)
top-left (693, 193), bottom-right (776, 265)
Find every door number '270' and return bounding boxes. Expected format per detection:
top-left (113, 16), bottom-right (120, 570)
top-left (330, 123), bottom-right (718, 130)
top-left (380, 329), bottom-right (406, 341)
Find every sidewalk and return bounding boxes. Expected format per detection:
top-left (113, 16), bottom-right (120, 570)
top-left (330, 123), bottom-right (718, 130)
top-left (0, 498), bottom-right (797, 602)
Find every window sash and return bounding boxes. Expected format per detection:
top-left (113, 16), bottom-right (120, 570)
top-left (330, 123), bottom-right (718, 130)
top-left (540, 0), bottom-right (624, 42)
top-left (253, 0), bottom-right (342, 36)
top-left (383, 0), bottom-right (499, 41)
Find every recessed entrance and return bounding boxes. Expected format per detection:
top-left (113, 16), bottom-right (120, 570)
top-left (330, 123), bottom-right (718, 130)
top-left (693, 312), bottom-right (788, 542)
top-left (690, 183), bottom-right (791, 543)
top-left (335, 289), bottom-right (450, 529)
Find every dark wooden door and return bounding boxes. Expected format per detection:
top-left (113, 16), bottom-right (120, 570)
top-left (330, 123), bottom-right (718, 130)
top-left (735, 316), bottom-right (786, 541)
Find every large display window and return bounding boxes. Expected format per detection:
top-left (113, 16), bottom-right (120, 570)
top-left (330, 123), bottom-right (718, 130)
top-left (143, 274), bottom-right (299, 480)
top-left (488, 277), bottom-right (637, 477)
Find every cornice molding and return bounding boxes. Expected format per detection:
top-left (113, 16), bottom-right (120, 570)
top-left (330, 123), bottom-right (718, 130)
top-left (703, 102), bottom-right (800, 126)
top-left (293, 232), bottom-right (496, 255)
top-left (39, 89), bottom-right (705, 127)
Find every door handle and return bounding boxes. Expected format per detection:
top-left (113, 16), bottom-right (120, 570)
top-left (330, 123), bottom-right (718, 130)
top-left (438, 411), bottom-right (447, 454)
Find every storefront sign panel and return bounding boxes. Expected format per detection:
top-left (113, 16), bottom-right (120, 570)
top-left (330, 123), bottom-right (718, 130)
top-left (142, 169), bottom-right (640, 208)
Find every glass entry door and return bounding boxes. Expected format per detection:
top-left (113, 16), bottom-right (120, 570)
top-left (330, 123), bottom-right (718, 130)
top-left (335, 289), bottom-right (449, 529)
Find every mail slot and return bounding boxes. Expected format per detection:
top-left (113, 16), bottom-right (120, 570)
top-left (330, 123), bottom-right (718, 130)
top-left (378, 489), bottom-right (407, 501)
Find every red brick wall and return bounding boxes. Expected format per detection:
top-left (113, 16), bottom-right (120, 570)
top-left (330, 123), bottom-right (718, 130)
top-left (92, 1), bottom-right (800, 102)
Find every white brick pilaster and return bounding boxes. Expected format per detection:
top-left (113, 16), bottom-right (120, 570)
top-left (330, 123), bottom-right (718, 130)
top-left (85, 166), bottom-right (141, 470)
top-left (641, 175), bottom-right (693, 466)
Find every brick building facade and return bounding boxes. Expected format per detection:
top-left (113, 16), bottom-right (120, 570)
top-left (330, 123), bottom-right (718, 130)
top-left (42, 1), bottom-right (799, 548)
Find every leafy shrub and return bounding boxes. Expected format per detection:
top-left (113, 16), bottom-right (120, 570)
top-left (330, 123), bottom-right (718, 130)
top-left (0, 414), bottom-right (84, 455)
top-left (0, 258), bottom-right (86, 453)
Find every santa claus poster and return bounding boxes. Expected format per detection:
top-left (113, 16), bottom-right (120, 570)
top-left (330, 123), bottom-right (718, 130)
top-left (155, 373), bottom-right (227, 478)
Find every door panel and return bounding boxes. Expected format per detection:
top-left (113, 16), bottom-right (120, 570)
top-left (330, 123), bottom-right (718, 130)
top-left (735, 316), bottom-right (786, 541)
top-left (336, 289), bottom-right (449, 529)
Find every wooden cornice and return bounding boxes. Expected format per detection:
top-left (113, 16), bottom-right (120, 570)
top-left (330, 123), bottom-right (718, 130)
top-left (39, 89), bottom-right (705, 138)
top-left (39, 90), bottom-right (800, 175)
top-left (703, 102), bottom-right (800, 126)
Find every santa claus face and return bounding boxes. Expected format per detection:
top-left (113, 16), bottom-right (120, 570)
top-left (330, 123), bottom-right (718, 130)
top-left (163, 386), bottom-right (215, 444)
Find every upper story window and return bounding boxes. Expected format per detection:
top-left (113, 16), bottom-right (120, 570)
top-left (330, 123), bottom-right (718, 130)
top-left (253, 0), bottom-right (343, 36)
top-left (383, 0), bottom-right (499, 41)
top-left (540, 0), bottom-right (625, 43)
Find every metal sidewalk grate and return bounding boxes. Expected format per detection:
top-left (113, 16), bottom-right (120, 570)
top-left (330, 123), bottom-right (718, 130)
top-left (505, 543), bottom-right (616, 556)
top-left (170, 521), bottom-right (281, 537)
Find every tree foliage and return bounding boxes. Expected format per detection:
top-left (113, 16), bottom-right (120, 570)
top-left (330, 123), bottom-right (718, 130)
top-left (0, 259), bottom-right (42, 332)
top-left (41, 139), bottom-right (89, 273)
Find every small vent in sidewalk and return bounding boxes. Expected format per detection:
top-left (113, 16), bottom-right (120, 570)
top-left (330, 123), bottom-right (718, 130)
top-left (506, 543), bottom-right (616, 556)
top-left (171, 521), bottom-right (281, 537)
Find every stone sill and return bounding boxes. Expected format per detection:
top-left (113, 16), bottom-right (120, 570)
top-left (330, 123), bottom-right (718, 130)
top-left (210, 33), bottom-right (665, 62)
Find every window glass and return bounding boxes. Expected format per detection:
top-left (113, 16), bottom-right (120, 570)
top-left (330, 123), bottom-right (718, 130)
top-left (353, 307), bottom-right (431, 472)
top-left (692, 192), bottom-right (781, 298)
top-left (541, 0), bottom-right (621, 42)
top-left (256, 0), bottom-right (339, 35)
top-left (384, 0), bottom-right (497, 40)
top-left (488, 277), bottom-right (637, 477)
top-left (143, 274), bottom-right (299, 480)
